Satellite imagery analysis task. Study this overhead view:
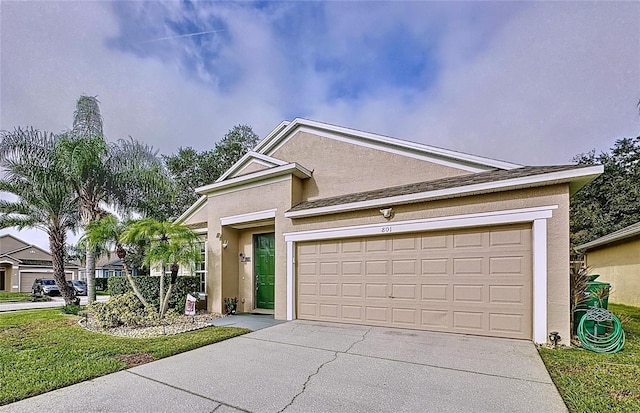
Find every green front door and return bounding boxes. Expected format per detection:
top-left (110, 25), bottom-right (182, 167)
top-left (255, 233), bottom-right (275, 310)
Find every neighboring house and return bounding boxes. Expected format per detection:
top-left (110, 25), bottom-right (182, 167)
top-left (0, 234), bottom-right (79, 292)
top-left (177, 118), bottom-right (602, 344)
top-left (575, 221), bottom-right (640, 307)
top-left (78, 254), bottom-right (126, 281)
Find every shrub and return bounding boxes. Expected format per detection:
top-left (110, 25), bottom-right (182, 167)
top-left (88, 292), bottom-right (159, 328)
top-left (61, 304), bottom-right (83, 315)
top-left (95, 278), bottom-right (109, 292)
top-left (108, 276), bottom-right (199, 311)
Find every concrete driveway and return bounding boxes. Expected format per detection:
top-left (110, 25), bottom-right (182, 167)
top-left (0, 320), bottom-right (567, 413)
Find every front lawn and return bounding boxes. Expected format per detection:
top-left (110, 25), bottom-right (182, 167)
top-left (0, 308), bottom-right (249, 405)
top-left (0, 292), bottom-right (50, 303)
top-left (539, 303), bottom-right (640, 413)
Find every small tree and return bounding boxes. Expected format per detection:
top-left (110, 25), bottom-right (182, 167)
top-left (83, 215), bottom-right (150, 308)
top-left (121, 219), bottom-right (201, 317)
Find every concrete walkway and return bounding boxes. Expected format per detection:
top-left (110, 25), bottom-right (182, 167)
top-left (0, 320), bottom-right (567, 413)
top-left (0, 295), bottom-right (109, 312)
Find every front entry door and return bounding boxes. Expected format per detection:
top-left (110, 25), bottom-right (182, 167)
top-left (0, 269), bottom-right (4, 291)
top-left (255, 233), bottom-right (275, 310)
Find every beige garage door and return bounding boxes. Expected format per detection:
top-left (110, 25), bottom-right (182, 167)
top-left (296, 224), bottom-right (532, 339)
top-left (19, 272), bottom-right (41, 292)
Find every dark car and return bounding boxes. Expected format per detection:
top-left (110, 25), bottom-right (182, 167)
top-left (32, 279), bottom-right (60, 296)
top-left (67, 280), bottom-right (87, 296)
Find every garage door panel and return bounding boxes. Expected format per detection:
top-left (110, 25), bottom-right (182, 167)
top-left (365, 306), bottom-right (389, 322)
top-left (453, 257), bottom-right (485, 275)
top-left (391, 284), bottom-right (417, 299)
top-left (421, 284), bottom-right (449, 301)
top-left (489, 285), bottom-right (525, 304)
top-left (319, 262), bottom-right (339, 275)
top-left (452, 285), bottom-right (484, 303)
top-left (392, 259), bottom-right (417, 275)
top-left (365, 239), bottom-right (388, 252)
top-left (296, 224), bottom-right (532, 339)
top-left (422, 259), bottom-right (448, 274)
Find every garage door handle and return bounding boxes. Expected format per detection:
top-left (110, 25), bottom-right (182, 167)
top-left (388, 295), bottom-right (394, 299)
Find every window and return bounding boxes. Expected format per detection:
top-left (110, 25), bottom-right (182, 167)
top-left (195, 239), bottom-right (207, 293)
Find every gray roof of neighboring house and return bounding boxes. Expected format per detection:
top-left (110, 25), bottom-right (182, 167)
top-left (288, 164), bottom-right (596, 213)
top-left (575, 221), bottom-right (640, 252)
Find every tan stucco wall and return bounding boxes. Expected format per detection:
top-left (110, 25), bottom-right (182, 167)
top-left (271, 131), bottom-right (472, 200)
top-left (184, 203), bottom-right (208, 227)
top-left (206, 178), bottom-right (294, 317)
top-left (229, 161), bottom-right (271, 178)
top-left (585, 238), bottom-right (640, 306)
top-left (286, 184), bottom-right (571, 342)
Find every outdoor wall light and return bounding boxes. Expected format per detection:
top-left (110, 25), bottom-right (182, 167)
top-left (380, 207), bottom-right (394, 220)
top-left (222, 240), bottom-right (229, 249)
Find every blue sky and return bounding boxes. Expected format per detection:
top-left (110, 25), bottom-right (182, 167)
top-left (1, 1), bottom-right (639, 249)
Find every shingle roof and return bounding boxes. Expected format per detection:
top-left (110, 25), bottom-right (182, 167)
top-left (288, 164), bottom-right (593, 213)
top-left (575, 221), bottom-right (640, 252)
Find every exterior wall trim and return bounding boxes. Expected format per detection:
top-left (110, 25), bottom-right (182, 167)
top-left (197, 163), bottom-right (312, 195)
top-left (532, 219), bottom-right (548, 343)
top-left (284, 205), bottom-right (558, 343)
top-left (221, 209), bottom-right (278, 226)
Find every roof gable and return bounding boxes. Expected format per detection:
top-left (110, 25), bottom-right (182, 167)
top-left (0, 234), bottom-right (51, 258)
top-left (253, 118), bottom-right (522, 173)
top-left (0, 234), bottom-right (31, 254)
top-left (217, 151), bottom-right (287, 183)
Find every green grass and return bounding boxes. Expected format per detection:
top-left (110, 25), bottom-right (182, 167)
top-left (96, 291), bottom-right (110, 296)
top-left (539, 303), bottom-right (640, 413)
top-left (0, 292), bottom-right (50, 303)
top-left (0, 308), bottom-right (249, 405)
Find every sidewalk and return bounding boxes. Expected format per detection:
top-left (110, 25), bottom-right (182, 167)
top-left (0, 295), bottom-right (109, 312)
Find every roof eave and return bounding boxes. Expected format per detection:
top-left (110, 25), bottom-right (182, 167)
top-left (196, 163), bottom-right (312, 195)
top-left (285, 165), bottom-right (604, 219)
top-left (575, 226), bottom-right (640, 252)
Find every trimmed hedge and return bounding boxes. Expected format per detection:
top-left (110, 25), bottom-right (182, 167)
top-left (95, 278), bottom-right (109, 292)
top-left (108, 276), bottom-right (200, 310)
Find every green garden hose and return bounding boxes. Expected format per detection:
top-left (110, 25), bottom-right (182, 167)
top-left (577, 307), bottom-right (625, 354)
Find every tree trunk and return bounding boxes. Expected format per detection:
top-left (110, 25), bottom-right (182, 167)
top-left (86, 249), bottom-right (96, 303)
top-left (116, 245), bottom-right (149, 308)
top-left (49, 229), bottom-right (77, 305)
top-left (160, 264), bottom-right (179, 318)
top-left (159, 270), bottom-right (165, 317)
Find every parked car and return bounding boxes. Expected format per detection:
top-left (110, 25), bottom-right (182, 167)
top-left (32, 279), bottom-right (60, 296)
top-left (67, 280), bottom-right (87, 296)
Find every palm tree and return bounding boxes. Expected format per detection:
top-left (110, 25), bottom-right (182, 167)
top-left (59, 95), bottom-right (175, 303)
top-left (82, 214), bottom-right (150, 307)
top-left (0, 128), bottom-right (79, 304)
top-left (122, 218), bottom-right (201, 318)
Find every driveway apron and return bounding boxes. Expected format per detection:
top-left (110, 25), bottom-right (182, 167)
top-left (0, 320), bottom-right (567, 413)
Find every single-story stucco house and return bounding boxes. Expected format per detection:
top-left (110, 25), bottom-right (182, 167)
top-left (0, 234), bottom-right (79, 292)
top-left (575, 221), bottom-right (640, 307)
top-left (177, 119), bottom-right (602, 344)
top-left (78, 254), bottom-right (127, 281)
